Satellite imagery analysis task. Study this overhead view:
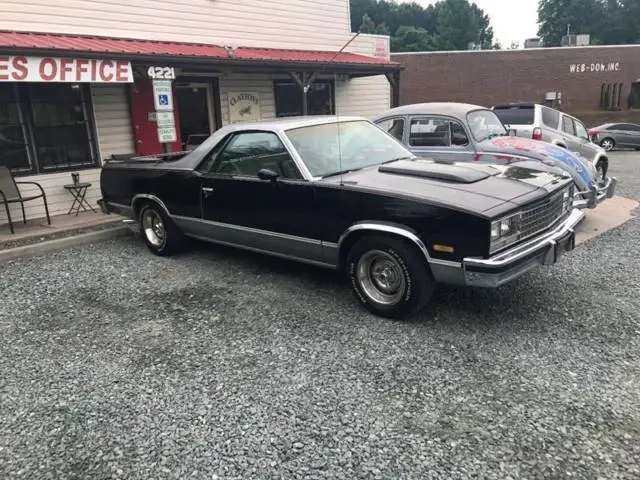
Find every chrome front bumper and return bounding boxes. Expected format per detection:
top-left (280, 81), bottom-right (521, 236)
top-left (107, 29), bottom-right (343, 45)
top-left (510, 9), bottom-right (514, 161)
top-left (573, 176), bottom-right (617, 209)
top-left (463, 208), bottom-right (585, 288)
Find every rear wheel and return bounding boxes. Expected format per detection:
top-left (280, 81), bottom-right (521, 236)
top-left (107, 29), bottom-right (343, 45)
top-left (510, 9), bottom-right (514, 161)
top-left (346, 235), bottom-right (434, 320)
top-left (600, 137), bottom-right (615, 151)
top-left (138, 202), bottom-right (183, 256)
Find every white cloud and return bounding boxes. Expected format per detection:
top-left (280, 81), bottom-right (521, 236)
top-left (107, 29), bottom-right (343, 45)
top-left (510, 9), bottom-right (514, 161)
top-left (409, 0), bottom-right (539, 47)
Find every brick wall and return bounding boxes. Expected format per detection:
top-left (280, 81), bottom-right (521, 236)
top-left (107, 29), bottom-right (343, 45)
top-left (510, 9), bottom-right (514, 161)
top-left (393, 45), bottom-right (640, 127)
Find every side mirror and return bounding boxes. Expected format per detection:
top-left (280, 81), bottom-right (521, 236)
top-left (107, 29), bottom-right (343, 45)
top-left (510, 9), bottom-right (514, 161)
top-left (257, 168), bottom-right (279, 181)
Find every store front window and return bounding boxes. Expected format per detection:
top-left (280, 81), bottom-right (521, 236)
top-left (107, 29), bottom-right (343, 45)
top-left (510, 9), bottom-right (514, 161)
top-left (274, 80), bottom-right (335, 117)
top-left (0, 83), bottom-right (98, 175)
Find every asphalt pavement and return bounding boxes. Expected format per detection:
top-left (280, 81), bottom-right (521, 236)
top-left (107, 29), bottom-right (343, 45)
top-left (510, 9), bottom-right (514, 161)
top-left (1, 151), bottom-right (639, 479)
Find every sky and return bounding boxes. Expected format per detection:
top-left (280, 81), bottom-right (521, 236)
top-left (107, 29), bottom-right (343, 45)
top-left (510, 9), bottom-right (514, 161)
top-left (411, 0), bottom-right (539, 47)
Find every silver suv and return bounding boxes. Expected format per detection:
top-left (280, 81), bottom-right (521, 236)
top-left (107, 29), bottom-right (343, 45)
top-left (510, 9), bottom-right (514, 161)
top-left (492, 103), bottom-right (609, 180)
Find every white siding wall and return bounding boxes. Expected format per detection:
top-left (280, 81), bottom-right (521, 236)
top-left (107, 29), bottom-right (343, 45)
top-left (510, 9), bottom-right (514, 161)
top-left (0, 85), bottom-right (134, 225)
top-left (335, 76), bottom-right (390, 119)
top-left (0, 0), bottom-right (351, 50)
top-left (218, 74), bottom-right (276, 126)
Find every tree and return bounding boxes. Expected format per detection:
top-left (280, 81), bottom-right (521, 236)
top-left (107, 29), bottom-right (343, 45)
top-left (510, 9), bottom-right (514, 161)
top-left (537, 0), bottom-right (640, 46)
top-left (391, 26), bottom-right (432, 52)
top-left (349, 0), bottom-right (494, 52)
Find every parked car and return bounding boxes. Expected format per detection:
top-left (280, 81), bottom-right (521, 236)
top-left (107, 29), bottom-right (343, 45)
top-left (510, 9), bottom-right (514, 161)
top-left (99, 116), bottom-right (583, 320)
top-left (373, 102), bottom-right (616, 210)
top-left (491, 102), bottom-right (610, 180)
top-left (587, 122), bottom-right (640, 151)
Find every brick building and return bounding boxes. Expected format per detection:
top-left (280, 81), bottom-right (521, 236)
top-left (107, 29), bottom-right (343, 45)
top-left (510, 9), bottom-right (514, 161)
top-left (392, 45), bottom-right (640, 127)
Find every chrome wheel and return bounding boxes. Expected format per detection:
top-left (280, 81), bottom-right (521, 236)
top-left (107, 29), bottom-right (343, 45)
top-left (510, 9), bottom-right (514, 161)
top-left (142, 208), bottom-right (166, 248)
top-left (600, 138), bottom-right (614, 151)
top-left (596, 162), bottom-right (606, 182)
top-left (356, 250), bottom-right (406, 306)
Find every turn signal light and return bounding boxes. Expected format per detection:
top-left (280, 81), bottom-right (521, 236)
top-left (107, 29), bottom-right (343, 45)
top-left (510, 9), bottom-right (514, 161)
top-left (433, 244), bottom-right (455, 253)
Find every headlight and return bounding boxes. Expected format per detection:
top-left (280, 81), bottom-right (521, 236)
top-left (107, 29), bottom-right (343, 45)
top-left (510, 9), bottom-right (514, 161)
top-left (490, 213), bottom-right (521, 253)
top-left (562, 185), bottom-right (574, 213)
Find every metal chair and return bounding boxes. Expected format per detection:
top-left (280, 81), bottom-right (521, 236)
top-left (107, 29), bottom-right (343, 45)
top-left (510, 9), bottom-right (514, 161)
top-left (0, 166), bottom-right (51, 234)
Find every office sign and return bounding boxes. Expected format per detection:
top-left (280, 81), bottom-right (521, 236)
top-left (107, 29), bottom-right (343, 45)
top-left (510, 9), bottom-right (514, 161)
top-left (228, 92), bottom-right (261, 123)
top-left (569, 62), bottom-right (621, 74)
top-left (0, 56), bottom-right (133, 82)
top-left (152, 79), bottom-right (174, 112)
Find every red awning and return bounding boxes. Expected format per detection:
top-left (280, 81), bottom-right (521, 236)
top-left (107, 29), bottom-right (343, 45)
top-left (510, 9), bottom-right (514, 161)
top-left (0, 31), bottom-right (399, 70)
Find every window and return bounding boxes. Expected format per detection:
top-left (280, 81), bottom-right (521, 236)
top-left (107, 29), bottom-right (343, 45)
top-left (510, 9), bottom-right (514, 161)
top-left (492, 106), bottom-right (535, 125)
top-left (0, 84), bottom-right (30, 173)
top-left (601, 82), bottom-right (624, 110)
top-left (562, 116), bottom-right (576, 135)
top-left (285, 120), bottom-right (411, 178)
top-left (629, 82), bottom-right (640, 109)
top-left (617, 124), bottom-right (640, 132)
top-left (574, 120), bottom-right (589, 140)
top-left (0, 83), bottom-right (98, 175)
top-left (466, 110), bottom-right (507, 142)
top-left (274, 80), bottom-right (335, 117)
top-left (210, 131), bottom-right (301, 179)
top-left (376, 117), bottom-right (405, 141)
top-left (409, 117), bottom-right (450, 147)
top-left (541, 107), bottom-right (560, 128)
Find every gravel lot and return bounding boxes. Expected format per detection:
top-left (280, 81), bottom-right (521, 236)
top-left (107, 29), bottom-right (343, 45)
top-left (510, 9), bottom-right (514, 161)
top-left (1, 151), bottom-right (639, 479)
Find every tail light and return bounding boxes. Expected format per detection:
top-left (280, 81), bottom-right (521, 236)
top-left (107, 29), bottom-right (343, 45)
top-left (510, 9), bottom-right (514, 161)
top-left (588, 129), bottom-right (598, 140)
top-left (532, 127), bottom-right (542, 141)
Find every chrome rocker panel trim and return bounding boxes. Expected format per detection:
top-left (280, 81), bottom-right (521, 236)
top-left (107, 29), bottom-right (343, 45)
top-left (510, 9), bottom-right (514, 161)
top-left (573, 176), bottom-right (617, 209)
top-left (462, 208), bottom-right (585, 288)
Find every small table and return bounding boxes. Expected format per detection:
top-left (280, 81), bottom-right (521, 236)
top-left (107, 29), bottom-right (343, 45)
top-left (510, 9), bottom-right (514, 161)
top-left (64, 182), bottom-right (96, 216)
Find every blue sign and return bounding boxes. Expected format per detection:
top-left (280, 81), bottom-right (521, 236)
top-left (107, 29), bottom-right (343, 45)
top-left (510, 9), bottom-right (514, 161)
top-left (158, 94), bottom-right (169, 106)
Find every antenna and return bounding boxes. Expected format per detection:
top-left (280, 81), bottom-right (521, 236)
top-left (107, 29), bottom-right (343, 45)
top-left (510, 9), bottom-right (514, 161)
top-left (311, 31), bottom-right (360, 186)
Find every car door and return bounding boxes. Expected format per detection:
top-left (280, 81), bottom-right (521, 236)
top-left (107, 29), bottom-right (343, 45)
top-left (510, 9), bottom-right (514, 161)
top-left (571, 118), bottom-right (596, 159)
top-left (626, 124), bottom-right (640, 148)
top-left (196, 130), bottom-right (325, 263)
top-left (560, 114), bottom-right (582, 151)
top-left (406, 115), bottom-right (475, 162)
top-left (614, 124), bottom-right (640, 148)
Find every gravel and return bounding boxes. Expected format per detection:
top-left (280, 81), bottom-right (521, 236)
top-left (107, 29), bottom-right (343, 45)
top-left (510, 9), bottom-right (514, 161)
top-left (1, 151), bottom-right (639, 479)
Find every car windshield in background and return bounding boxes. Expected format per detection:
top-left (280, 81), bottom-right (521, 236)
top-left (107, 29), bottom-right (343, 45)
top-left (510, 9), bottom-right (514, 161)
top-left (285, 120), bottom-right (413, 178)
top-left (466, 109), bottom-right (508, 142)
top-left (493, 106), bottom-right (535, 125)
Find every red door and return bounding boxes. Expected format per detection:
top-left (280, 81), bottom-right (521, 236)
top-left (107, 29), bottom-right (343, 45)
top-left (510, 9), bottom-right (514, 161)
top-left (129, 78), bottom-right (182, 156)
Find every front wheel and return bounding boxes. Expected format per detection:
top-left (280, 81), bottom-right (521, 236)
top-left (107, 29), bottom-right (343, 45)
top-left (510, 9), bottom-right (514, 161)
top-left (346, 235), bottom-right (434, 320)
top-left (595, 159), bottom-right (608, 182)
top-left (138, 202), bottom-right (183, 256)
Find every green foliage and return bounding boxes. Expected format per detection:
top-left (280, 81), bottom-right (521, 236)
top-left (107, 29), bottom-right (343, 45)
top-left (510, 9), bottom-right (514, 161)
top-left (350, 0), bottom-right (494, 52)
top-left (537, 0), bottom-right (640, 46)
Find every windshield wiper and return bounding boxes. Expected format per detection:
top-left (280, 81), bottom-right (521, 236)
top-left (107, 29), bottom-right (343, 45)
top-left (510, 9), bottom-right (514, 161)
top-left (381, 155), bottom-right (413, 164)
top-left (322, 168), bottom-right (363, 179)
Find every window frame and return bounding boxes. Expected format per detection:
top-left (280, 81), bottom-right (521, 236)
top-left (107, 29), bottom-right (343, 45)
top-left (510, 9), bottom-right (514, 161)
top-left (374, 116), bottom-right (406, 143)
top-left (203, 129), bottom-right (303, 180)
top-left (0, 83), bottom-right (100, 176)
top-left (273, 79), bottom-right (336, 118)
top-left (561, 115), bottom-right (576, 136)
top-left (407, 115), bottom-right (469, 148)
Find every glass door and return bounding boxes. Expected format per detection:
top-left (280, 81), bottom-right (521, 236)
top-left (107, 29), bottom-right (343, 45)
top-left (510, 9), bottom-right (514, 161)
top-left (175, 83), bottom-right (215, 150)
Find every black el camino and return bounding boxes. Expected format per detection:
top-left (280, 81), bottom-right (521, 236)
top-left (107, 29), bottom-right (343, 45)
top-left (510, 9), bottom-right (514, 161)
top-left (99, 116), bottom-right (584, 319)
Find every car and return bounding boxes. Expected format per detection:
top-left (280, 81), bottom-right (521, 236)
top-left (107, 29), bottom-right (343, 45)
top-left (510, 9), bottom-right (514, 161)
top-left (99, 116), bottom-right (583, 320)
top-left (373, 102), bottom-right (616, 210)
top-left (491, 102), bottom-right (610, 180)
top-left (587, 122), bottom-right (640, 151)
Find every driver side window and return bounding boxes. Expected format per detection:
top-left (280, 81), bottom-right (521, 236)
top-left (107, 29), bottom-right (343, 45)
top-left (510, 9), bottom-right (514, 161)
top-left (207, 131), bottom-right (302, 179)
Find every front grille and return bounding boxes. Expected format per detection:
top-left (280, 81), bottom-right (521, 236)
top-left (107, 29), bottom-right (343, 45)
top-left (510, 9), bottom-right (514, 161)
top-left (520, 188), bottom-right (569, 239)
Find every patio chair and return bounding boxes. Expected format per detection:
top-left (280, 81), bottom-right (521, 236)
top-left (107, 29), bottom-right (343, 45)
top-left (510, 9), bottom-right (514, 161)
top-left (0, 165), bottom-right (51, 234)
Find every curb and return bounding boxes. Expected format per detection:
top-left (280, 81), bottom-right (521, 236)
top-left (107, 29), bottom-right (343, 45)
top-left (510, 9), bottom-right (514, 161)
top-left (0, 225), bottom-right (134, 263)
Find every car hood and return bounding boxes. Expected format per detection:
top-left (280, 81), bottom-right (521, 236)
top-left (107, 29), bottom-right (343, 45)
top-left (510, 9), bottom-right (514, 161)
top-left (476, 136), bottom-right (594, 187)
top-left (320, 158), bottom-right (571, 216)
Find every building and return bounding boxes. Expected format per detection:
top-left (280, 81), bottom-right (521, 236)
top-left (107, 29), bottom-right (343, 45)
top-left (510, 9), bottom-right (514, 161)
top-left (393, 44), bottom-right (640, 127)
top-left (0, 0), bottom-right (400, 226)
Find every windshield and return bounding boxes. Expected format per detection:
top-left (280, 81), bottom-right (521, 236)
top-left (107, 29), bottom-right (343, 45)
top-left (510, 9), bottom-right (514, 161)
top-left (285, 120), bottom-right (413, 177)
top-left (467, 109), bottom-right (508, 142)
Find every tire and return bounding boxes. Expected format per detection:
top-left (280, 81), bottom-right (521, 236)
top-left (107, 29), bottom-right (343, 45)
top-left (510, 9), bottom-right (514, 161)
top-left (138, 202), bottom-right (183, 256)
top-left (346, 235), bottom-right (434, 320)
top-left (595, 159), bottom-right (608, 182)
top-left (600, 137), bottom-right (615, 151)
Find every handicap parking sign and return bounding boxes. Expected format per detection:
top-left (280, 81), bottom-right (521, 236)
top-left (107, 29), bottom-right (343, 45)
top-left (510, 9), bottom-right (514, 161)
top-left (152, 80), bottom-right (174, 111)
